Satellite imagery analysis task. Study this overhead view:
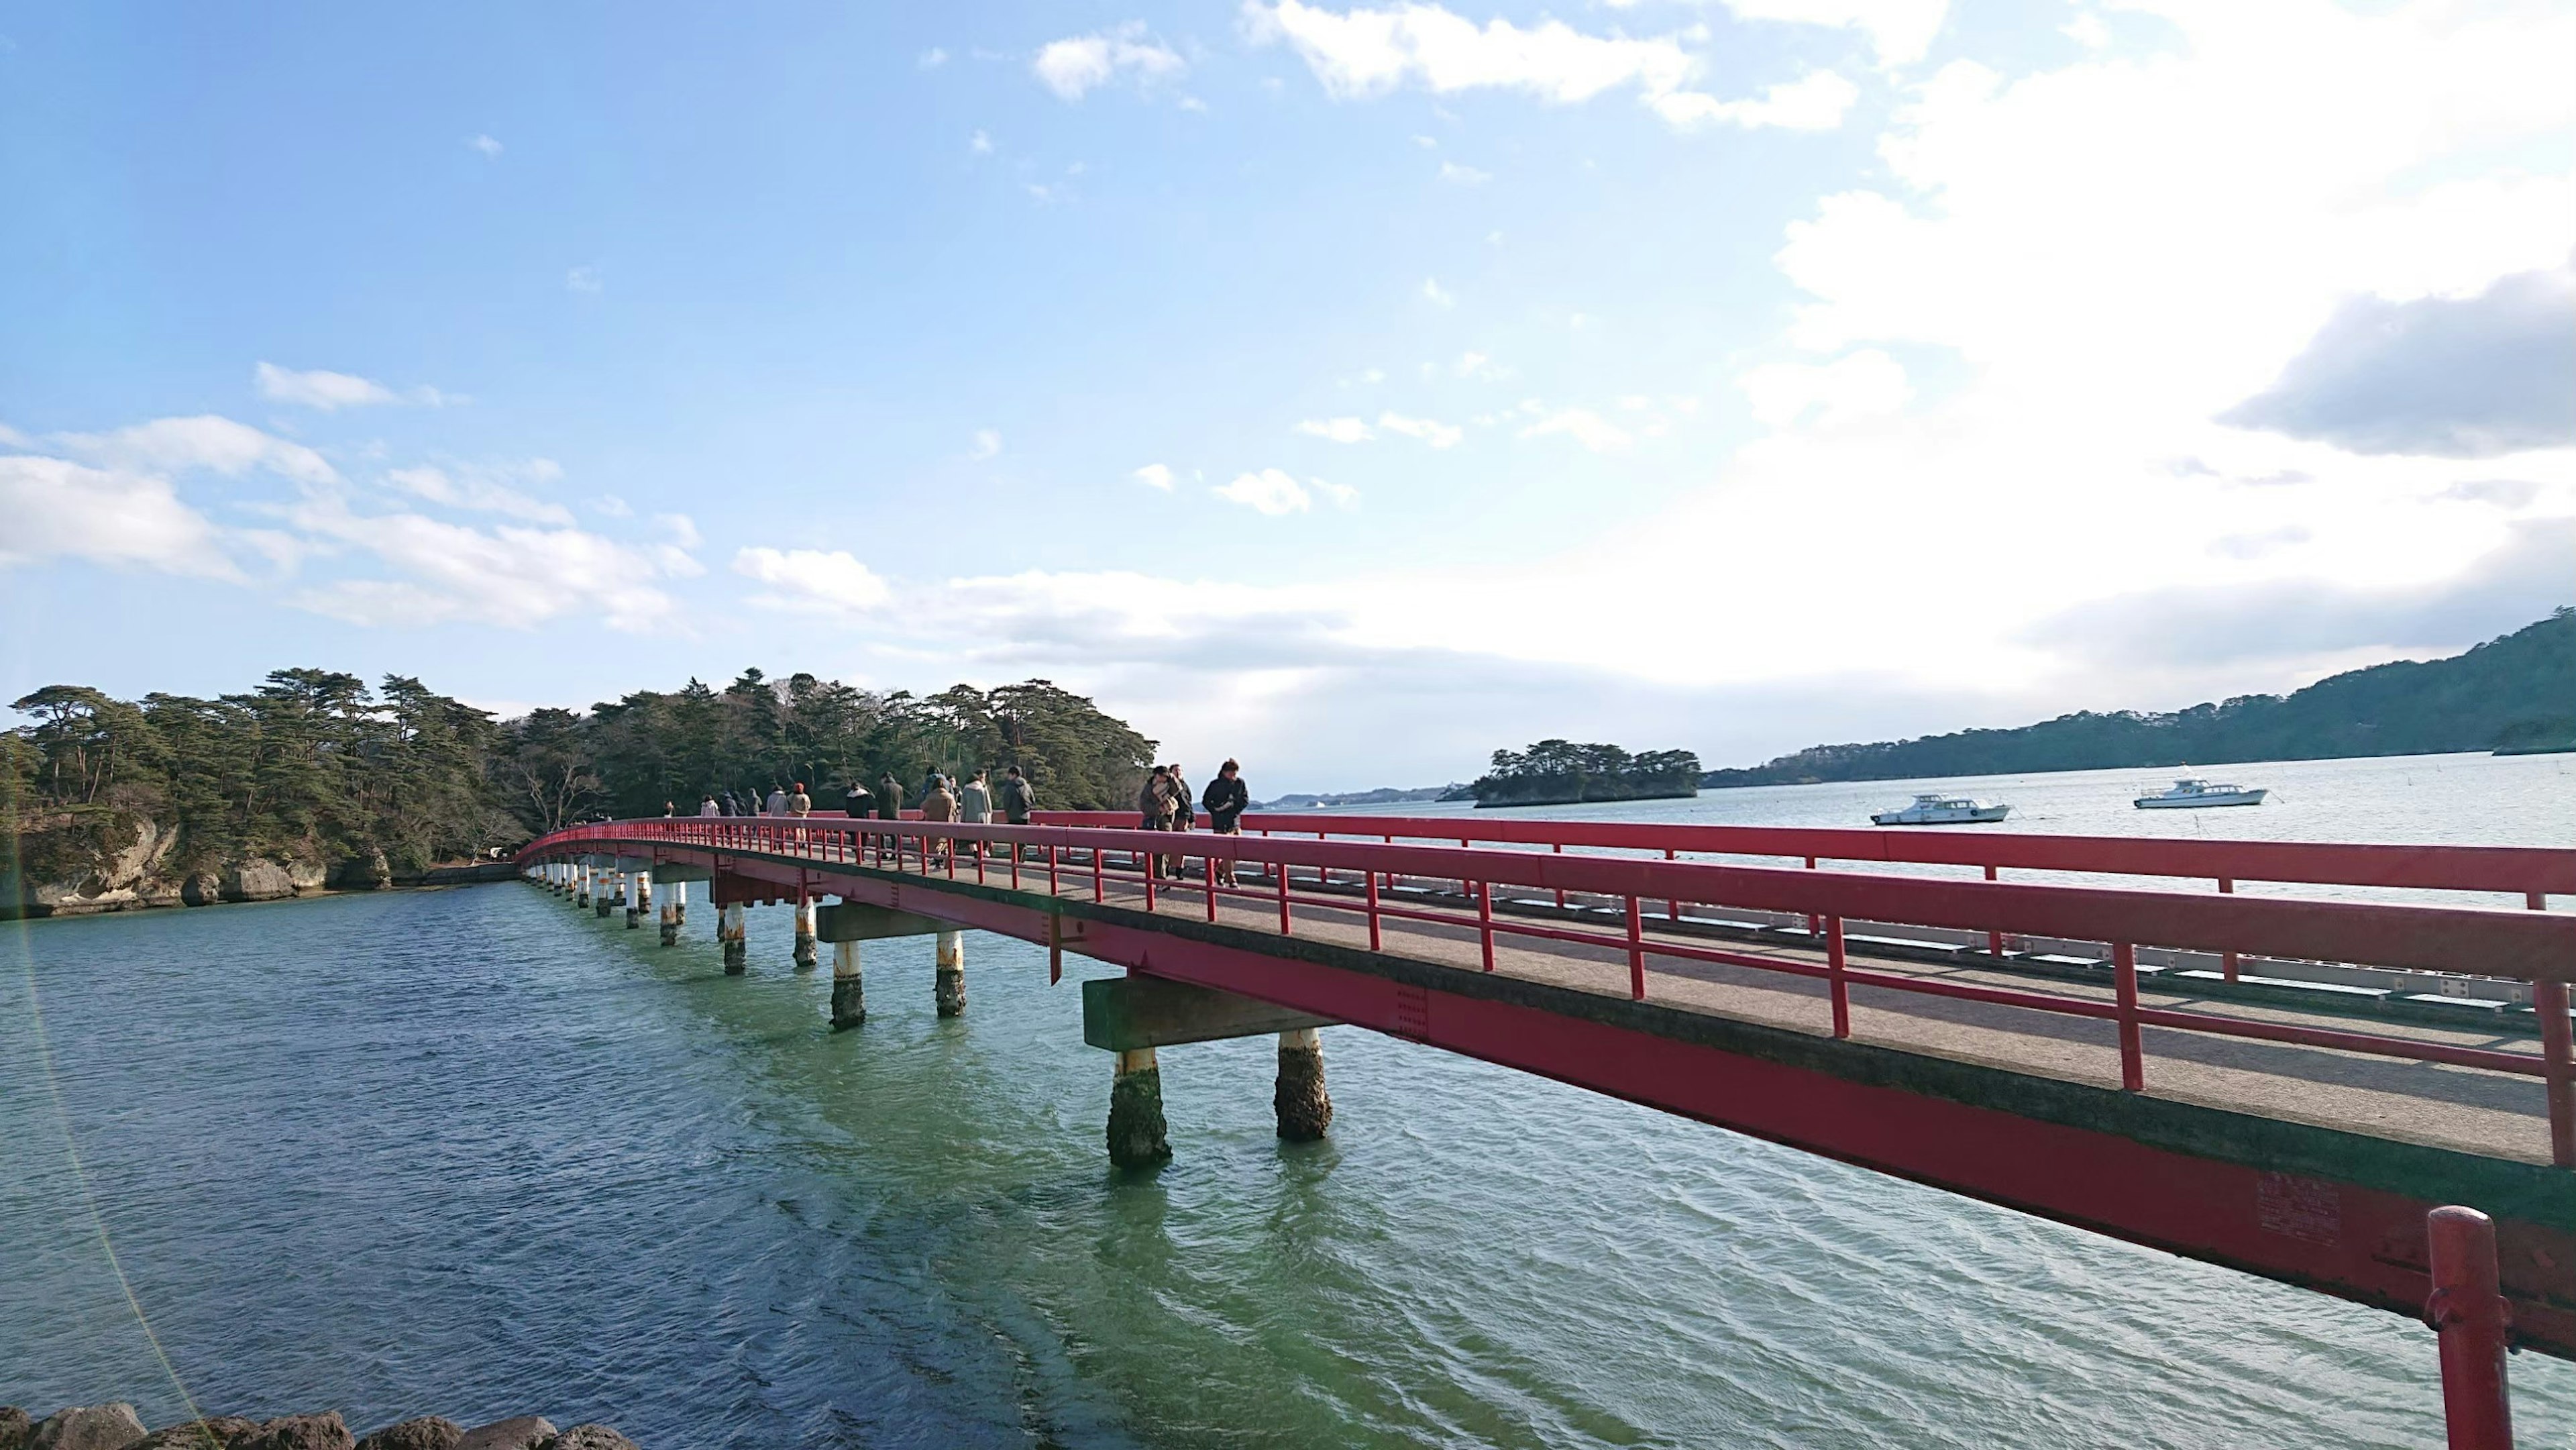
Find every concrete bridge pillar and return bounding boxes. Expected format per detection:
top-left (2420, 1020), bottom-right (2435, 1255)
top-left (596, 870), bottom-right (618, 918)
top-left (719, 904), bottom-right (748, 974)
top-left (671, 880), bottom-right (687, 927)
top-left (830, 941), bottom-right (865, 1030)
top-left (792, 897), bottom-right (819, 972)
top-left (1275, 1027), bottom-right (1332, 1142)
top-left (637, 874), bottom-right (652, 911)
top-left (1107, 1048), bottom-right (1171, 1169)
top-left (625, 872), bottom-right (645, 929)
top-left (575, 866), bottom-right (592, 908)
top-left (658, 890), bottom-right (680, 946)
top-left (934, 929), bottom-right (966, 1017)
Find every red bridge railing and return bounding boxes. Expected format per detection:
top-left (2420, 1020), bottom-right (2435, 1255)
top-left (523, 815), bottom-right (2576, 1168)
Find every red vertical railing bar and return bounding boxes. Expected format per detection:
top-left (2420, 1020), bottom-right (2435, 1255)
top-left (1009, 839), bottom-right (1020, 890)
top-left (1276, 861), bottom-right (1292, 935)
top-left (1091, 842), bottom-right (1104, 904)
top-left (1827, 915), bottom-right (1851, 1038)
top-left (2426, 1205), bottom-right (2514, 1450)
top-left (1984, 864), bottom-right (2004, 959)
top-left (1553, 843), bottom-right (1566, 909)
top-left (1205, 853), bottom-right (1218, 922)
top-left (1805, 856), bottom-right (1821, 937)
top-left (2114, 941), bottom-right (2145, 1092)
top-left (1046, 843), bottom-right (1059, 895)
top-left (1664, 847), bottom-right (1678, 925)
top-left (1477, 882), bottom-right (1495, 971)
top-left (947, 833), bottom-right (957, 880)
top-left (2220, 877), bottom-right (2240, 982)
top-left (1365, 869), bottom-right (1381, 951)
top-left (2532, 890), bottom-right (2573, 1168)
top-left (1626, 896), bottom-right (1646, 1001)
top-left (1144, 857), bottom-right (1157, 912)
top-left (974, 839), bottom-right (986, 884)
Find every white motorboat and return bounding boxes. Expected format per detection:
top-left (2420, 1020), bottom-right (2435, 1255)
top-left (1871, 793), bottom-right (2012, 826)
top-left (2134, 777), bottom-right (2267, 809)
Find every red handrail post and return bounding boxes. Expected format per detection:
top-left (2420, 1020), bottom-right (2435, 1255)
top-left (1276, 860), bottom-right (1291, 935)
top-left (2537, 978), bottom-right (2573, 1169)
top-left (1827, 914), bottom-right (1850, 1038)
top-left (1552, 842), bottom-right (1565, 909)
top-left (1010, 837), bottom-right (1020, 890)
top-left (1365, 868), bottom-right (1381, 951)
top-left (1804, 856), bottom-right (1821, 937)
top-left (1984, 864), bottom-right (2004, 959)
top-left (2530, 890), bottom-right (2571, 1168)
top-left (1477, 882), bottom-right (1494, 971)
top-left (974, 837), bottom-right (985, 884)
top-left (1144, 858), bottom-right (1157, 912)
top-left (2426, 1205), bottom-right (2514, 1450)
top-left (1626, 895), bottom-right (1646, 1001)
top-left (1664, 846), bottom-right (1678, 925)
top-left (1091, 842), bottom-right (1104, 904)
top-left (1205, 854), bottom-right (1218, 922)
top-left (2220, 877), bottom-right (2240, 982)
top-left (1047, 843), bottom-right (1059, 895)
top-left (2114, 941), bottom-right (2145, 1092)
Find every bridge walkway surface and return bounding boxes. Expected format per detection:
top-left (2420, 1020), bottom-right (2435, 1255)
top-left (521, 812), bottom-right (2576, 1387)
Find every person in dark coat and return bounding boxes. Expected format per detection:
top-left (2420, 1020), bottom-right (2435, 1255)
top-left (875, 772), bottom-right (905, 820)
top-left (1203, 760), bottom-right (1249, 885)
top-left (998, 766), bottom-right (1035, 825)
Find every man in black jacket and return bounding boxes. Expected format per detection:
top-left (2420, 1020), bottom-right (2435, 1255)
top-left (1203, 759), bottom-right (1250, 885)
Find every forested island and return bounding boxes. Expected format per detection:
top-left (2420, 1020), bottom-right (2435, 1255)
top-left (1705, 607), bottom-right (2576, 788)
top-left (3, 668), bottom-right (1153, 917)
top-left (1470, 740), bottom-right (1702, 808)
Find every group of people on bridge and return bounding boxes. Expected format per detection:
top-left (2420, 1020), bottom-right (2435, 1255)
top-left (1139, 759), bottom-right (1250, 882)
top-left (674, 766), bottom-right (1039, 830)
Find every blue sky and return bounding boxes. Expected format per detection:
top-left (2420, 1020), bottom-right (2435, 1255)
top-left (4, 0), bottom-right (2571, 790)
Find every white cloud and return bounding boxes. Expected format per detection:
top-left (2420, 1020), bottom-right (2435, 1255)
top-left (384, 462), bottom-right (576, 525)
top-left (1421, 276), bottom-right (1455, 307)
top-left (1299, 415), bottom-right (1375, 442)
top-left (589, 494), bottom-right (633, 518)
top-left (1034, 23), bottom-right (1186, 101)
top-left (1134, 462), bottom-right (1176, 490)
top-left (1214, 468), bottom-right (1314, 515)
top-left (286, 495), bottom-right (690, 633)
top-left (468, 134), bottom-right (503, 158)
top-left (1453, 350), bottom-right (1505, 380)
top-left (655, 512), bottom-right (704, 550)
top-left (566, 265), bottom-right (602, 294)
top-left (970, 129), bottom-right (994, 154)
top-left (1244, 1), bottom-right (1691, 103)
top-left (256, 362), bottom-right (398, 411)
top-left (256, 362), bottom-right (457, 411)
top-left (54, 414), bottom-right (339, 486)
top-left (0, 454), bottom-right (239, 578)
top-left (1737, 349), bottom-right (1912, 427)
top-left (1715, 0), bottom-right (1947, 68)
top-left (1652, 70), bottom-right (1858, 131)
top-left (1312, 478), bottom-right (1362, 508)
top-left (733, 546), bottom-right (893, 617)
top-left (1245, 1), bottom-right (1856, 132)
top-left (1439, 160), bottom-right (1491, 184)
top-left (1518, 407), bottom-right (1633, 452)
top-left (918, 46), bottom-right (949, 68)
top-left (1377, 411), bottom-right (1463, 448)
top-left (970, 428), bottom-right (1002, 460)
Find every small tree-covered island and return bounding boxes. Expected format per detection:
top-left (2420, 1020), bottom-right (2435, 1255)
top-left (1467, 740), bottom-right (1703, 809)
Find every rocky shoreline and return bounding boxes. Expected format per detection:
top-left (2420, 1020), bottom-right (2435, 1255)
top-left (3, 812), bottom-right (520, 921)
top-left (0, 1404), bottom-right (637, 1450)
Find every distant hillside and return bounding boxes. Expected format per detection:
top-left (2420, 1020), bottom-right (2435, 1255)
top-left (1705, 607), bottom-right (2576, 788)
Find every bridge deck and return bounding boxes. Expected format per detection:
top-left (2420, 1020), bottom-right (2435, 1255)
top-left (1081, 870), bottom-right (2551, 1164)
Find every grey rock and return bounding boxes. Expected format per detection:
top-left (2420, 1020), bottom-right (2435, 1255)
top-left (134, 1418), bottom-right (258, 1450)
top-left (235, 1413), bottom-right (352, 1450)
top-left (1, 1407), bottom-right (33, 1450)
top-left (223, 858), bottom-right (298, 902)
top-left (352, 1418), bottom-right (460, 1450)
top-left (31, 1404), bottom-right (147, 1450)
top-left (451, 1420), bottom-right (553, 1450)
top-left (539, 1430), bottom-right (635, 1450)
top-left (180, 872), bottom-right (225, 908)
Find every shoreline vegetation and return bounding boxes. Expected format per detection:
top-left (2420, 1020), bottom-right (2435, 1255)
top-left (1468, 741), bottom-right (1702, 809)
top-left (1702, 608), bottom-right (2574, 789)
top-left (4, 668), bottom-right (1154, 920)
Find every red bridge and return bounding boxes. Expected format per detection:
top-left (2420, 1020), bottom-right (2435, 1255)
top-left (519, 811), bottom-right (2573, 1442)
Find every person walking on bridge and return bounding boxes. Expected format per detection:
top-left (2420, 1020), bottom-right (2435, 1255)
top-left (721, 789), bottom-right (742, 817)
top-left (700, 794), bottom-right (720, 818)
top-left (1203, 760), bottom-right (1249, 886)
top-left (920, 773), bottom-right (958, 866)
top-left (843, 780), bottom-right (871, 817)
top-left (764, 784), bottom-right (788, 817)
top-left (1137, 766), bottom-right (1174, 879)
top-left (788, 782), bottom-right (812, 816)
top-left (960, 770), bottom-right (991, 824)
top-left (998, 765), bottom-right (1034, 825)
top-left (1164, 764), bottom-right (1193, 880)
top-left (875, 772), bottom-right (904, 819)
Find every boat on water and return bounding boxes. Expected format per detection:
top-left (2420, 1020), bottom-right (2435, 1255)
top-left (2134, 776), bottom-right (2267, 809)
top-left (1870, 794), bottom-right (2011, 826)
